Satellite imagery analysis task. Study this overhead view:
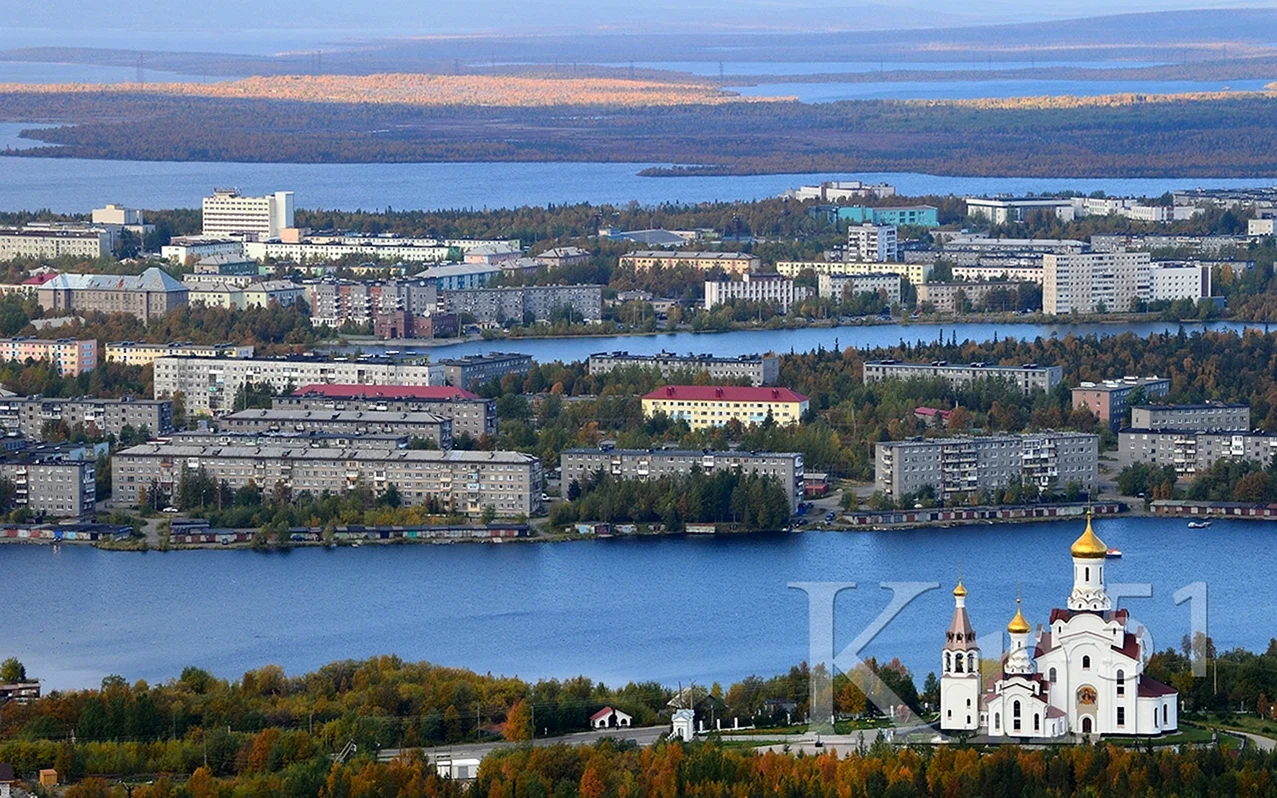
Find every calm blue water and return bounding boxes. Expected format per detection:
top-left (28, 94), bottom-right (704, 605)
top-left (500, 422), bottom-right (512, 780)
top-left (734, 79), bottom-right (1271, 103)
top-left (5, 516), bottom-right (1271, 691)
top-left (562, 61), bottom-right (1171, 76)
top-left (341, 320), bottom-right (1260, 362)
top-left (1, 124), bottom-right (1275, 213)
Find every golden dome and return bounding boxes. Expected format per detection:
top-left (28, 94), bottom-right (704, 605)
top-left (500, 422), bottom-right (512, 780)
top-left (1070, 511), bottom-right (1107, 559)
top-left (1007, 597), bottom-right (1030, 634)
top-left (953, 579), bottom-right (967, 598)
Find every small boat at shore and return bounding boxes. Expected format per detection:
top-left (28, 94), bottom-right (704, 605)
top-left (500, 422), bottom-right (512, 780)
top-left (1106, 548), bottom-right (1122, 558)
top-left (1188, 520), bottom-right (1212, 528)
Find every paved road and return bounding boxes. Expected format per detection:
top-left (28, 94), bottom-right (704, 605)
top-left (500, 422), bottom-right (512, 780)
top-left (378, 725), bottom-right (668, 763)
top-left (1235, 730), bottom-right (1277, 752)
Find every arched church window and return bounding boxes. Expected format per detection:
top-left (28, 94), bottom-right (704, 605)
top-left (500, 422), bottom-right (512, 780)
top-left (1034, 714), bottom-right (1040, 731)
top-left (1049, 667), bottom-right (1057, 683)
top-left (1163, 704), bottom-right (1168, 725)
top-left (968, 652), bottom-right (976, 671)
top-left (1012, 700), bottom-right (1021, 731)
top-left (1085, 566), bottom-right (1090, 581)
top-left (1116, 669), bottom-right (1125, 696)
top-left (1082, 655), bottom-right (1091, 670)
top-left (955, 655), bottom-right (964, 673)
top-left (966, 698), bottom-right (971, 707)
top-left (994, 712), bottom-right (1000, 730)
top-left (944, 652), bottom-right (950, 672)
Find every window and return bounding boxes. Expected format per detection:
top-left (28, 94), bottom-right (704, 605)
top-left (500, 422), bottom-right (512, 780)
top-left (1082, 655), bottom-right (1091, 670)
top-left (1013, 700), bottom-right (1021, 731)
top-left (1116, 669), bottom-right (1125, 696)
top-left (1049, 667), bottom-right (1057, 683)
top-left (966, 698), bottom-right (971, 707)
top-left (1163, 705), bottom-right (1168, 725)
top-left (994, 713), bottom-right (1000, 730)
top-left (1034, 714), bottom-right (1040, 732)
top-left (1117, 707), bottom-right (1125, 727)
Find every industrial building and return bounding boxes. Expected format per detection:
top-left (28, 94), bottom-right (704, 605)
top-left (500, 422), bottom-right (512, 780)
top-left (875, 432), bottom-right (1098, 502)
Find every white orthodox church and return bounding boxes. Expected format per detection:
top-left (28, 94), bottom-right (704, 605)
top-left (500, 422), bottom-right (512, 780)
top-left (940, 512), bottom-right (1178, 739)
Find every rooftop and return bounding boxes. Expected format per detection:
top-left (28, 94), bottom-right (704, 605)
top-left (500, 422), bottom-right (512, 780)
top-left (292, 384), bottom-right (480, 400)
top-left (118, 443), bottom-right (536, 464)
top-left (224, 409), bottom-right (447, 424)
top-left (1074, 376), bottom-right (1169, 392)
top-left (42, 267), bottom-right (186, 294)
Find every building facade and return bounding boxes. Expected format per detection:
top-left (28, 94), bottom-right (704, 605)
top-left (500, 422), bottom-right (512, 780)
top-left (775, 259), bottom-right (932, 287)
top-left (847, 224), bottom-right (899, 262)
top-left (0, 455), bottom-right (95, 517)
top-left (1042, 252), bottom-right (1152, 315)
top-left (587, 351), bottom-right (779, 387)
top-left (619, 251), bottom-right (759, 274)
top-left (561, 448), bottom-right (805, 511)
top-left (305, 280), bottom-right (439, 328)
top-left (1148, 263), bottom-right (1212, 303)
top-left (1072, 377), bottom-right (1172, 429)
top-left (965, 197), bottom-right (1076, 224)
top-left (38, 268), bottom-right (188, 322)
top-left (875, 432), bottom-right (1098, 501)
top-left (220, 408), bottom-right (452, 448)
top-left (641, 385), bottom-right (809, 430)
top-left (0, 396), bottom-right (172, 441)
top-left (439, 353), bottom-right (533, 390)
top-left (704, 273), bottom-right (810, 312)
top-left (816, 273), bottom-right (903, 305)
top-left (1118, 428), bottom-right (1277, 477)
top-left (276, 384), bottom-right (496, 440)
top-left (153, 356), bottom-right (444, 417)
top-left (916, 282), bottom-right (1022, 314)
top-left (0, 228), bottom-right (111, 260)
top-left (942, 516), bottom-right (1178, 739)
top-left (202, 189), bottom-right (295, 241)
top-left (442, 285), bottom-right (603, 324)
top-left (105, 342), bottom-right (253, 368)
top-left (113, 444), bottom-right (542, 517)
top-left (1129, 403), bottom-right (1249, 432)
top-left (836, 205), bottom-right (939, 228)
top-left (0, 338), bottom-right (97, 376)
top-left (863, 360), bottom-right (1063, 396)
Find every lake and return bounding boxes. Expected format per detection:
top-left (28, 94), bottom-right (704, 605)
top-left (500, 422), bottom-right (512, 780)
top-left (2, 125), bottom-right (1275, 213)
top-left (5, 516), bottom-right (1271, 692)
top-left (336, 320), bottom-right (1261, 363)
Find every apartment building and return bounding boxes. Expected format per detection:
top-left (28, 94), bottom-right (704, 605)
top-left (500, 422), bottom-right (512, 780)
top-left (1072, 377), bottom-right (1172, 429)
top-left (862, 360), bottom-right (1063, 396)
top-left (964, 197), bottom-right (1076, 224)
top-left (0, 227), bottom-right (112, 260)
top-left (816, 273), bottom-right (902, 305)
top-left (439, 353), bottom-right (533, 390)
top-left (417, 263), bottom-right (503, 291)
top-left (587, 351), bottom-right (779, 387)
top-left (836, 205), bottom-right (939, 228)
top-left (161, 237), bottom-right (246, 265)
top-left (619, 251), bottom-right (760, 274)
top-left (112, 444), bottom-right (542, 517)
top-left (561, 447), bottom-right (805, 511)
top-left (641, 385), bottom-right (809, 430)
top-left (276, 384), bottom-right (496, 439)
top-left (202, 188), bottom-right (295, 241)
top-left (1042, 252), bottom-right (1152, 314)
top-left (442, 285), bottom-right (603, 324)
top-left (847, 224), bottom-right (899, 262)
top-left (0, 396), bottom-right (172, 441)
top-left (153, 356), bottom-right (444, 417)
top-left (106, 342), bottom-right (253, 368)
top-left (38, 268), bottom-right (188, 322)
top-left (305, 279), bottom-right (439, 327)
top-left (169, 429), bottom-right (411, 451)
top-left (244, 236), bottom-right (450, 263)
top-left (704, 273), bottom-right (810, 312)
top-left (1129, 403), bottom-right (1250, 432)
top-left (1149, 263), bottom-right (1212, 303)
top-left (0, 455), bottom-right (96, 517)
top-left (776, 259), bottom-right (932, 287)
top-left (535, 247), bottom-right (591, 268)
top-left (0, 338), bottom-right (97, 376)
top-left (875, 432), bottom-right (1098, 502)
top-left (915, 282), bottom-right (1022, 313)
top-left (1118, 429), bottom-right (1277, 477)
top-left (784, 181), bottom-right (896, 201)
top-left (220, 408), bottom-right (452, 448)
top-left (949, 264), bottom-right (1045, 283)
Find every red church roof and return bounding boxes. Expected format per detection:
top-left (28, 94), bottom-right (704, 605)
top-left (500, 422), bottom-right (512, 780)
top-left (589, 706), bottom-right (616, 722)
top-left (292, 384), bottom-right (480, 400)
top-left (641, 385), bottom-right (808, 403)
top-left (1137, 676), bottom-right (1177, 697)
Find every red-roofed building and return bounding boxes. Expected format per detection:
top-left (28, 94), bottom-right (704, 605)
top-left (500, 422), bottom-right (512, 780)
top-left (589, 706), bottom-right (632, 729)
top-left (640, 385), bottom-right (809, 430)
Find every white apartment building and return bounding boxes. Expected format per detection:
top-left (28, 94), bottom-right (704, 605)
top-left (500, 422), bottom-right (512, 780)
top-left (0, 228), bottom-right (111, 260)
top-left (847, 224), bottom-right (898, 262)
top-left (965, 197), bottom-right (1076, 224)
top-left (1149, 264), bottom-right (1211, 303)
top-left (153, 356), bottom-right (445, 417)
top-left (1042, 252), bottom-right (1152, 314)
top-left (1250, 219), bottom-right (1276, 236)
top-left (202, 189), bottom-right (295, 241)
top-left (703, 273), bottom-right (810, 312)
top-left (776, 259), bottom-right (932, 286)
top-left (817, 272), bottom-right (902, 305)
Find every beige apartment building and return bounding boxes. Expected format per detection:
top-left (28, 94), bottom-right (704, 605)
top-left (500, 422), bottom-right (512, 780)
top-left (619, 251), bottom-right (759, 274)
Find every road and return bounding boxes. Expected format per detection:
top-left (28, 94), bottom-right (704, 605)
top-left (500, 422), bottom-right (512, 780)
top-left (1235, 730), bottom-right (1277, 752)
top-left (378, 725), bottom-right (668, 763)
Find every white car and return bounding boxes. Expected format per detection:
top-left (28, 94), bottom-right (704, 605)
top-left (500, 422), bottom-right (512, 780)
top-left (161, 506), bottom-right (180, 514)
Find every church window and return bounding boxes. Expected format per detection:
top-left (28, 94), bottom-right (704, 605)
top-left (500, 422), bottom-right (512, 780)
top-left (947, 709), bottom-right (952, 718)
top-left (1085, 566), bottom-right (1090, 581)
top-left (1163, 705), bottom-right (1168, 725)
top-left (944, 652), bottom-right (950, 672)
top-left (1116, 669), bottom-right (1125, 696)
top-left (1082, 655), bottom-right (1091, 670)
top-left (994, 713), bottom-right (1000, 730)
top-left (1012, 700), bottom-right (1021, 731)
top-left (967, 698), bottom-right (971, 707)
top-left (1034, 714), bottom-right (1040, 732)
top-left (968, 652), bottom-right (976, 671)
top-left (1049, 667), bottom-right (1057, 683)
top-left (955, 655), bottom-right (964, 673)
top-left (1117, 707), bottom-right (1125, 726)
top-left (967, 715), bottom-right (971, 725)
